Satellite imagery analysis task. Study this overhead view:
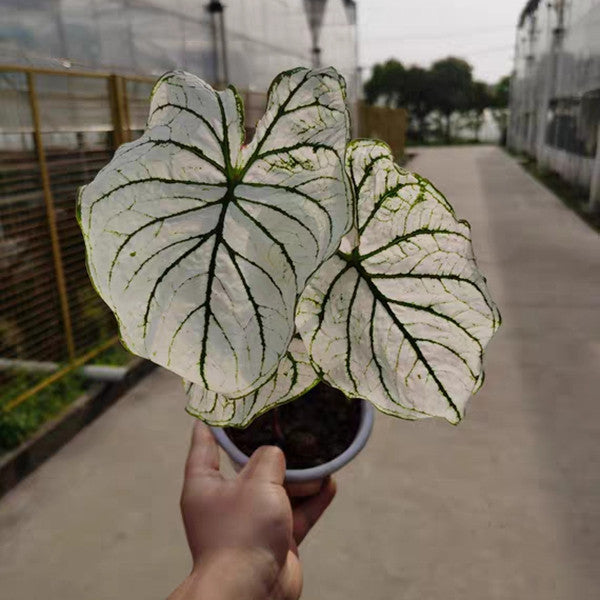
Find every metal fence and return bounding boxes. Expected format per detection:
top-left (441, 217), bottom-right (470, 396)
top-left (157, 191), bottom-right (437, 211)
top-left (0, 65), bottom-right (156, 412)
top-left (0, 64), bottom-right (405, 415)
top-left (0, 65), bottom-right (282, 413)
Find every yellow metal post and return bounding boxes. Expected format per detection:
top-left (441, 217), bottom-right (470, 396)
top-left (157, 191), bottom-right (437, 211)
top-left (109, 74), bottom-right (129, 148)
top-left (121, 78), bottom-right (131, 137)
top-left (26, 71), bottom-right (76, 362)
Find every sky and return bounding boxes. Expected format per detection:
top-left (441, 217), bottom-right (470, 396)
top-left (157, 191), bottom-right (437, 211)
top-left (356, 0), bottom-right (526, 84)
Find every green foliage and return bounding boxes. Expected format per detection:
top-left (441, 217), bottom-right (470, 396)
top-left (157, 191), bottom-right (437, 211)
top-left (75, 285), bottom-right (114, 342)
top-left (0, 371), bottom-right (88, 453)
top-left (464, 81), bottom-right (494, 141)
top-left (429, 57), bottom-right (473, 115)
top-left (403, 66), bottom-right (435, 115)
top-left (0, 319), bottom-right (24, 356)
top-left (364, 56), bottom-right (510, 144)
top-left (364, 62), bottom-right (436, 142)
top-left (490, 75), bottom-right (511, 144)
top-left (88, 341), bottom-right (134, 366)
top-left (364, 59), bottom-right (406, 107)
top-left (470, 81), bottom-right (494, 114)
top-left (492, 75), bottom-right (510, 108)
top-left (0, 343), bottom-right (133, 454)
top-left (428, 57), bottom-right (473, 142)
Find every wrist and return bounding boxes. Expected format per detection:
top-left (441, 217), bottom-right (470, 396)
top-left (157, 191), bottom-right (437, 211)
top-left (191, 548), bottom-right (281, 600)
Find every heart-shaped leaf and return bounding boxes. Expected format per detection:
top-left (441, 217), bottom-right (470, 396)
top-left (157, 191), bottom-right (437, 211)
top-left (296, 140), bottom-right (500, 423)
top-left (78, 68), bottom-right (350, 397)
top-left (185, 337), bottom-right (319, 427)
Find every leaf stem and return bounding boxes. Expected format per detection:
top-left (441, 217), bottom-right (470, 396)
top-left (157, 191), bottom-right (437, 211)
top-left (271, 406), bottom-right (286, 450)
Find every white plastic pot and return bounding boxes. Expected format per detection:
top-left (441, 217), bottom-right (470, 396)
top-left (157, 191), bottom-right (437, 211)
top-left (211, 399), bottom-right (375, 490)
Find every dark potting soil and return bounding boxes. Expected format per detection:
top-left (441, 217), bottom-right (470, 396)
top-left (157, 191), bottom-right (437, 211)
top-left (225, 382), bottom-right (361, 469)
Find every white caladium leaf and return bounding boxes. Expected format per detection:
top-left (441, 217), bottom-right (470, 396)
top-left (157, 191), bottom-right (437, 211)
top-left (185, 337), bottom-right (319, 427)
top-left (297, 140), bottom-right (500, 423)
top-left (78, 68), bottom-right (350, 397)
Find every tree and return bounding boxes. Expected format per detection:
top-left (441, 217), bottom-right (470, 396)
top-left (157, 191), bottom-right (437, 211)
top-left (364, 62), bottom-right (434, 141)
top-left (403, 66), bottom-right (435, 141)
top-left (364, 56), bottom-right (502, 144)
top-left (467, 81), bottom-right (494, 141)
top-left (491, 75), bottom-right (511, 145)
top-left (363, 59), bottom-right (406, 107)
top-left (493, 75), bottom-right (510, 108)
top-left (429, 57), bottom-right (473, 142)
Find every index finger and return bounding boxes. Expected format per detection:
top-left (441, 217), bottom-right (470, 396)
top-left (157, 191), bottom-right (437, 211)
top-left (184, 421), bottom-right (221, 479)
top-left (292, 477), bottom-right (337, 545)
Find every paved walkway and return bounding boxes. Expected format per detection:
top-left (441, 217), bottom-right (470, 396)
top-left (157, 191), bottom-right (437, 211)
top-left (1, 146), bottom-right (599, 599)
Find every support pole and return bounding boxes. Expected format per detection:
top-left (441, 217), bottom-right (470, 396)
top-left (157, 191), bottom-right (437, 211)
top-left (311, 46), bottom-right (321, 69)
top-left (303, 0), bottom-right (327, 69)
top-left (207, 1), bottom-right (228, 88)
top-left (109, 74), bottom-right (129, 148)
top-left (27, 72), bottom-right (76, 362)
top-left (218, 4), bottom-right (230, 85)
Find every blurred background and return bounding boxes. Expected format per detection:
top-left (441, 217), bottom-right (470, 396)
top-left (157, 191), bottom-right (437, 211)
top-left (0, 2), bottom-right (599, 599)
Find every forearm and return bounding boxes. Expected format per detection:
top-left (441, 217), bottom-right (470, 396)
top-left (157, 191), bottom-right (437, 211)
top-left (168, 550), bottom-right (281, 600)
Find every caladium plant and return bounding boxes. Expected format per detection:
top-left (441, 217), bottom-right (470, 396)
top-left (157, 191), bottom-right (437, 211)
top-left (79, 67), bottom-right (499, 428)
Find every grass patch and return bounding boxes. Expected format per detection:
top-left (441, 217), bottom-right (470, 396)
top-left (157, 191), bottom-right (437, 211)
top-left (508, 150), bottom-right (600, 233)
top-left (88, 341), bottom-right (134, 366)
top-left (0, 341), bottom-right (136, 454)
top-left (0, 370), bottom-right (88, 453)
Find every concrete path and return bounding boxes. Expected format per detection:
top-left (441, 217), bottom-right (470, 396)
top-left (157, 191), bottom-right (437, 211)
top-left (1, 146), bottom-right (598, 599)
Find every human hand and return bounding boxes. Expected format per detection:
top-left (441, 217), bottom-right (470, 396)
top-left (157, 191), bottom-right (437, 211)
top-left (169, 421), bottom-right (337, 600)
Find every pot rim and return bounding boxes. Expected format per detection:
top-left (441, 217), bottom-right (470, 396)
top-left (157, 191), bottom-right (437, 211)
top-left (211, 399), bottom-right (375, 483)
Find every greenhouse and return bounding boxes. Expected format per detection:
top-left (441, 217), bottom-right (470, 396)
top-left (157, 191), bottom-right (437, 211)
top-left (508, 0), bottom-right (600, 209)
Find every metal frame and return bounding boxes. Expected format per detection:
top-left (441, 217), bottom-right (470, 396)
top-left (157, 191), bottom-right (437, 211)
top-left (0, 64), bottom-right (154, 413)
top-left (26, 71), bottom-right (76, 362)
top-left (0, 64), bottom-right (113, 78)
top-left (109, 74), bottom-right (130, 147)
